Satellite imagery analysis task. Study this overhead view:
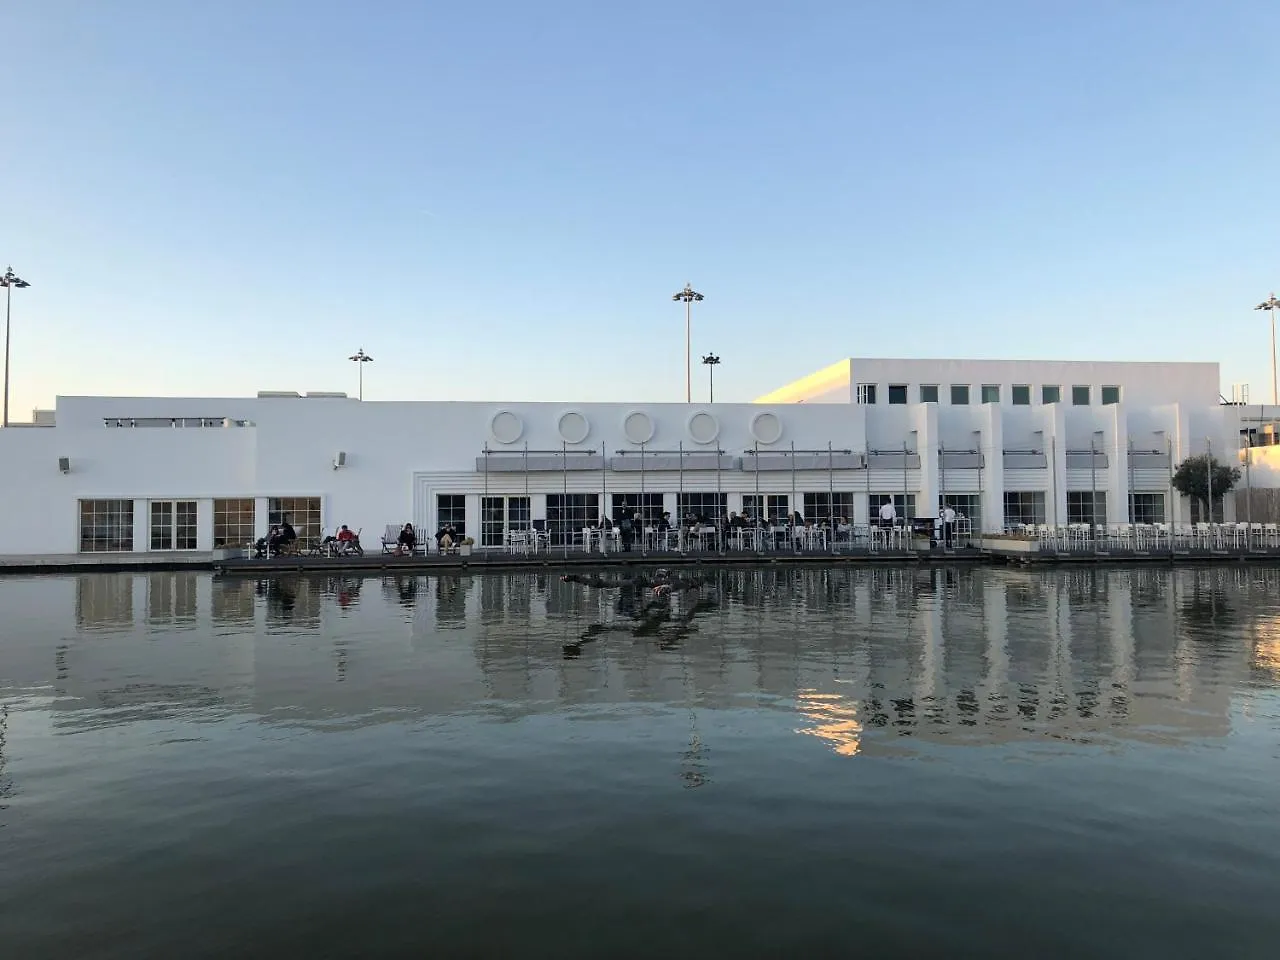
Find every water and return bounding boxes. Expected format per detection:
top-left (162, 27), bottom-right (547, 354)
top-left (1, 566), bottom-right (1278, 959)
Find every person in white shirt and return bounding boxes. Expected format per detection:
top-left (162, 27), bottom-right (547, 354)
top-left (878, 500), bottom-right (897, 528)
top-left (941, 504), bottom-right (957, 548)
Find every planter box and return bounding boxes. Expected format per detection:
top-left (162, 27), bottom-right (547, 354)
top-left (978, 537), bottom-right (1040, 554)
top-left (459, 544), bottom-right (473, 556)
top-left (213, 546), bottom-right (246, 560)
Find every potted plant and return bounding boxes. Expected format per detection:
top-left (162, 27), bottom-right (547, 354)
top-left (459, 537), bottom-right (475, 556)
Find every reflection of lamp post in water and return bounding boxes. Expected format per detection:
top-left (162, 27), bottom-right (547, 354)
top-left (672, 283), bottom-right (704, 403)
top-left (701, 353), bottom-right (720, 403)
top-left (348, 348), bottom-right (373, 401)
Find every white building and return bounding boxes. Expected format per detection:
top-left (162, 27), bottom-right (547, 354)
top-left (0, 356), bottom-right (1272, 557)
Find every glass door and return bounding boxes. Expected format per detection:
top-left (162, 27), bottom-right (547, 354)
top-left (150, 500), bottom-right (197, 550)
top-left (481, 496), bottom-right (532, 547)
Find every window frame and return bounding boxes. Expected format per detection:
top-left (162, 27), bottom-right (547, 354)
top-left (742, 494), bottom-right (791, 525)
top-left (1128, 492), bottom-right (1165, 524)
top-left (213, 498), bottom-right (255, 548)
top-left (1011, 384), bottom-right (1031, 406)
top-left (1072, 385), bottom-right (1091, 406)
top-left (1101, 385), bottom-right (1121, 405)
top-left (481, 495), bottom-right (531, 547)
top-left (269, 497), bottom-right (322, 541)
top-left (149, 500), bottom-right (198, 551)
top-left (1002, 491), bottom-right (1046, 528)
top-left (435, 494), bottom-right (468, 539)
top-left (1066, 491), bottom-right (1106, 525)
top-left (980, 384), bottom-right (1000, 404)
top-left (887, 384), bottom-right (908, 405)
top-left (79, 499), bottom-right (135, 553)
top-left (919, 384), bottom-right (939, 403)
top-left (802, 492), bottom-right (855, 523)
top-left (545, 493), bottom-right (598, 545)
top-left (856, 383), bottom-right (878, 404)
top-left (1042, 385), bottom-right (1061, 404)
top-left (950, 384), bottom-right (970, 405)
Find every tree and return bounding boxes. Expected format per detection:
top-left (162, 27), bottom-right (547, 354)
top-left (1171, 454), bottom-right (1240, 520)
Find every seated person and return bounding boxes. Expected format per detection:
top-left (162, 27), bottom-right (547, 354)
top-left (337, 524), bottom-right (363, 556)
top-left (396, 523), bottom-right (417, 556)
top-left (255, 528), bottom-right (275, 559)
top-left (278, 520), bottom-right (298, 554)
top-left (266, 524), bottom-right (283, 556)
top-left (435, 524), bottom-right (456, 552)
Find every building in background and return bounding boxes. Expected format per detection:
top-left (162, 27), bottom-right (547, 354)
top-left (0, 355), bottom-right (1278, 557)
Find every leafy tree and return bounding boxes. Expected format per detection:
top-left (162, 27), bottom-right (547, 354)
top-left (1171, 454), bottom-right (1240, 520)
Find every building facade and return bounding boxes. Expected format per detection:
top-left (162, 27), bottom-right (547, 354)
top-left (0, 356), bottom-right (1271, 557)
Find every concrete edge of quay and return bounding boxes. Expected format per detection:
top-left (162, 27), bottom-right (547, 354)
top-left (5, 547), bottom-right (1280, 577)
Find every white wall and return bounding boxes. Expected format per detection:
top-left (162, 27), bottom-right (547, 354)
top-left (0, 392), bottom-right (1271, 555)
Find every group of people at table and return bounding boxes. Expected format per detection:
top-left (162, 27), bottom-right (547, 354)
top-left (573, 503), bottom-right (964, 552)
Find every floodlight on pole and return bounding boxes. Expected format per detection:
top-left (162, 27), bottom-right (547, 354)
top-left (672, 283), bottom-right (704, 403)
top-left (1, 266), bottom-right (32, 429)
top-left (348, 347), bottom-right (373, 401)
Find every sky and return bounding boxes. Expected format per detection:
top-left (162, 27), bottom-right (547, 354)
top-left (2, 0), bottom-right (1279, 415)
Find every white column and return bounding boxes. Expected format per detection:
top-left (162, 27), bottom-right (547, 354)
top-left (197, 498), bottom-right (215, 551)
top-left (133, 499), bottom-right (149, 552)
top-left (1108, 406), bottom-right (1129, 525)
top-left (254, 497), bottom-right (270, 540)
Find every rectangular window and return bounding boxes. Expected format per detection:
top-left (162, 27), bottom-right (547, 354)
top-left (981, 384), bottom-right (1000, 404)
top-left (869, 494), bottom-right (916, 521)
top-left (545, 493), bottom-right (597, 546)
top-left (1190, 497), bottom-right (1224, 523)
top-left (269, 497), bottom-right (322, 540)
top-left (950, 384), bottom-right (970, 405)
top-left (481, 495), bottom-right (531, 547)
top-left (1072, 385), bottom-right (1091, 406)
top-left (742, 494), bottom-right (791, 525)
top-left (856, 383), bottom-right (877, 404)
top-left (150, 500), bottom-right (197, 551)
top-left (1129, 492), bottom-right (1165, 524)
top-left (1101, 385), bottom-right (1121, 405)
top-left (1011, 384), bottom-right (1031, 406)
top-left (79, 499), bottom-right (134, 552)
top-left (1042, 385), bottom-right (1061, 404)
top-left (887, 384), bottom-right (908, 405)
top-left (803, 492), bottom-right (855, 523)
top-left (611, 493), bottom-right (665, 528)
top-left (213, 498), bottom-right (255, 548)
top-left (677, 493), bottom-right (727, 524)
top-left (1003, 491), bottom-right (1046, 527)
top-left (1067, 491), bottom-right (1106, 525)
top-left (919, 384), bottom-right (939, 403)
top-left (941, 494), bottom-right (982, 534)
top-left (436, 494), bottom-right (468, 538)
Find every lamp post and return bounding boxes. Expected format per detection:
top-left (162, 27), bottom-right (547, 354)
top-left (672, 283), bottom-right (704, 403)
top-left (1, 266), bottom-right (32, 428)
top-left (1255, 294), bottom-right (1280, 405)
top-left (348, 348), bottom-right (373, 401)
top-left (701, 353), bottom-right (720, 403)
top-left (1090, 430), bottom-right (1103, 548)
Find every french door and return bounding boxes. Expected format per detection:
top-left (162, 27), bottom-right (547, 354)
top-left (481, 496), bottom-right (532, 547)
top-left (150, 500), bottom-right (197, 550)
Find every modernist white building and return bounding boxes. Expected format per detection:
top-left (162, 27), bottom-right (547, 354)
top-left (0, 356), bottom-right (1274, 557)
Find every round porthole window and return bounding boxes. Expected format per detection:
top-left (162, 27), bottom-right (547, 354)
top-left (623, 410), bottom-right (655, 445)
top-left (687, 410), bottom-right (719, 445)
top-left (750, 411), bottom-right (783, 445)
top-left (557, 410), bottom-right (590, 444)
top-left (490, 410), bottom-right (523, 444)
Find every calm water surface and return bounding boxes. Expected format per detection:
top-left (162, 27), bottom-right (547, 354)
top-left (1, 566), bottom-right (1279, 958)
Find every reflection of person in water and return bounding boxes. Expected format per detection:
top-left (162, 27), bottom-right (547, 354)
top-left (561, 569), bottom-right (717, 655)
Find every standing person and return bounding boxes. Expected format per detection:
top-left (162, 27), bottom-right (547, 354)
top-left (941, 503), bottom-right (957, 548)
top-left (618, 509), bottom-right (635, 552)
top-left (878, 499), bottom-right (897, 528)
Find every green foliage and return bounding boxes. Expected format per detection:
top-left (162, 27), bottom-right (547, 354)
top-left (1171, 454), bottom-right (1240, 515)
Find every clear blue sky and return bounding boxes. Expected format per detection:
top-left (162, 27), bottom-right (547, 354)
top-left (3, 0), bottom-right (1278, 414)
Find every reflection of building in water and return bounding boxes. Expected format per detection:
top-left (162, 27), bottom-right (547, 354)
top-left (12, 567), bottom-right (1280, 752)
top-left (76, 574), bottom-right (134, 631)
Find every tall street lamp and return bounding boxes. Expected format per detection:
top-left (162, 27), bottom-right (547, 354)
top-left (348, 347), bottom-right (373, 401)
top-left (672, 283), bottom-right (704, 403)
top-left (1, 266), bottom-right (31, 428)
top-left (701, 353), bottom-right (721, 403)
top-left (1256, 294), bottom-right (1280, 405)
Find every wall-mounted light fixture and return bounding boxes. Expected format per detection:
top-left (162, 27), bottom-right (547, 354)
top-left (333, 451), bottom-right (347, 470)
top-left (58, 456), bottom-right (70, 474)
